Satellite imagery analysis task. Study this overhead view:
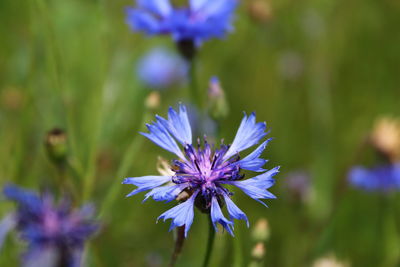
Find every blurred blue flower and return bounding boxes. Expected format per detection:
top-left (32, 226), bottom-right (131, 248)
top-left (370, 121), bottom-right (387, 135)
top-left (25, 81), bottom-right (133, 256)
top-left (123, 104), bottom-right (279, 237)
top-left (1, 185), bottom-right (98, 267)
top-left (137, 47), bottom-right (188, 89)
top-left (126, 0), bottom-right (238, 46)
top-left (349, 164), bottom-right (400, 192)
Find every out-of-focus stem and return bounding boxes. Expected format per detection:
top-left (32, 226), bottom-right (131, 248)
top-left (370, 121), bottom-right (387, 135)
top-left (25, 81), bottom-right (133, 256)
top-left (99, 112), bottom-right (151, 219)
top-left (233, 227), bottom-right (243, 267)
top-left (189, 60), bottom-right (202, 109)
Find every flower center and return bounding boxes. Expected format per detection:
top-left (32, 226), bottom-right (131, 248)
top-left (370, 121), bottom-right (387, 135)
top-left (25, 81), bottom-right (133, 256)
top-left (172, 138), bottom-right (243, 211)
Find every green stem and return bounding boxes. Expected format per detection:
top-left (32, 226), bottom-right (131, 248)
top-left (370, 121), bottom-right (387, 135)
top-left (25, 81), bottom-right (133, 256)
top-left (202, 218), bottom-right (216, 267)
top-left (169, 226), bottom-right (186, 267)
top-left (391, 195), bottom-right (400, 265)
top-left (233, 227), bottom-right (243, 267)
top-left (189, 60), bottom-right (202, 109)
top-left (99, 112), bottom-right (151, 218)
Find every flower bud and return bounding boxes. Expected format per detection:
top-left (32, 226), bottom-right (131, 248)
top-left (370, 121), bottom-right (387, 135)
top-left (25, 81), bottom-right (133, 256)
top-left (312, 255), bottom-right (349, 267)
top-left (208, 77), bottom-right (229, 120)
top-left (247, 0), bottom-right (273, 24)
top-left (45, 128), bottom-right (67, 166)
top-left (146, 92), bottom-right (161, 111)
top-left (370, 117), bottom-right (400, 162)
top-left (251, 242), bottom-right (266, 260)
top-left (252, 218), bottom-right (270, 242)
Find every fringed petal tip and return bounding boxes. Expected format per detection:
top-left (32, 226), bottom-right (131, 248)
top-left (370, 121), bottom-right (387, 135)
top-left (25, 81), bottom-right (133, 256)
top-left (223, 112), bottom-right (269, 160)
top-left (225, 167), bottom-right (279, 207)
top-left (141, 105), bottom-right (193, 158)
top-left (211, 197), bottom-right (234, 236)
top-left (137, 0), bottom-right (172, 17)
top-left (0, 214), bottom-right (16, 250)
top-left (143, 184), bottom-right (184, 203)
top-left (223, 194), bottom-right (249, 227)
top-left (236, 138), bottom-right (273, 172)
top-left (156, 193), bottom-right (197, 237)
top-left (162, 104), bottom-right (192, 145)
top-left (122, 176), bottom-right (172, 198)
top-left (140, 120), bottom-right (185, 159)
top-left (121, 178), bottom-right (131, 185)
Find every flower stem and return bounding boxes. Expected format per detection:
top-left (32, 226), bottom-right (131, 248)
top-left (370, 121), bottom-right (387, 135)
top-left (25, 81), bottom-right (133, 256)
top-left (202, 217), bottom-right (215, 267)
top-left (233, 227), bottom-right (243, 267)
top-left (169, 226), bottom-right (186, 267)
top-left (99, 111), bottom-right (151, 219)
top-left (189, 60), bottom-right (202, 109)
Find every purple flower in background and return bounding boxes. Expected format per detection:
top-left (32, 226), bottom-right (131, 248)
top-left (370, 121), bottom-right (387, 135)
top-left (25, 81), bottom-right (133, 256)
top-left (284, 170), bottom-right (311, 202)
top-left (348, 164), bottom-right (400, 193)
top-left (126, 0), bottom-right (238, 46)
top-left (123, 104), bottom-right (279, 237)
top-left (137, 47), bottom-right (188, 89)
top-left (1, 185), bottom-right (98, 267)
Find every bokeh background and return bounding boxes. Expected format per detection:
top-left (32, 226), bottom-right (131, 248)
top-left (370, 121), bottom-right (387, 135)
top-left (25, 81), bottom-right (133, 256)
top-left (1, 0), bottom-right (400, 266)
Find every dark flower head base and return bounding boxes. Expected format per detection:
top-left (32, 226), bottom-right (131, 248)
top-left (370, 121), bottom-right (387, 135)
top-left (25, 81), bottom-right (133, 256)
top-left (123, 104), bottom-right (279, 237)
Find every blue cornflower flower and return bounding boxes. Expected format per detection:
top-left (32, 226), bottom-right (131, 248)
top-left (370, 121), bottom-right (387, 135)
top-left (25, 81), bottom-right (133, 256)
top-left (137, 47), bottom-right (188, 89)
top-left (123, 104), bottom-right (279, 237)
top-left (0, 185), bottom-right (98, 267)
top-left (126, 0), bottom-right (238, 46)
top-left (349, 163), bottom-right (400, 193)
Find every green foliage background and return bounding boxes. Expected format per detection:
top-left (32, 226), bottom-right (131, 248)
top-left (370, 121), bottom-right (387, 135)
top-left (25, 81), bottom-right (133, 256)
top-left (1, 0), bottom-right (400, 266)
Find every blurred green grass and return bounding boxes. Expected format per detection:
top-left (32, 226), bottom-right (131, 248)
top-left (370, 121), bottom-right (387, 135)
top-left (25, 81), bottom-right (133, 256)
top-left (1, 0), bottom-right (400, 266)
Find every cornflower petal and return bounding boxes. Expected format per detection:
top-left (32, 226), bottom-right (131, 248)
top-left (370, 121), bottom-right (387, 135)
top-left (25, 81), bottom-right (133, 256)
top-left (143, 184), bottom-right (186, 202)
top-left (189, 0), bottom-right (238, 42)
top-left (123, 176), bottom-right (172, 197)
top-left (126, 0), bottom-right (237, 44)
top-left (236, 139), bottom-right (272, 172)
top-left (191, 0), bottom-right (236, 18)
top-left (141, 120), bottom-right (185, 159)
top-left (210, 197), bottom-right (234, 236)
top-left (349, 164), bottom-right (400, 192)
top-left (157, 192), bottom-right (197, 237)
top-left (223, 112), bottom-right (267, 161)
top-left (222, 194), bottom-right (249, 227)
top-left (157, 104), bottom-right (192, 145)
top-left (126, 8), bottom-right (161, 34)
top-left (137, 0), bottom-right (172, 17)
top-left (227, 167), bottom-right (280, 207)
top-left (0, 214), bottom-right (15, 251)
top-left (23, 246), bottom-right (58, 267)
top-left (3, 185), bottom-right (42, 214)
top-left (189, 0), bottom-right (208, 11)
top-left (349, 167), bottom-right (375, 190)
